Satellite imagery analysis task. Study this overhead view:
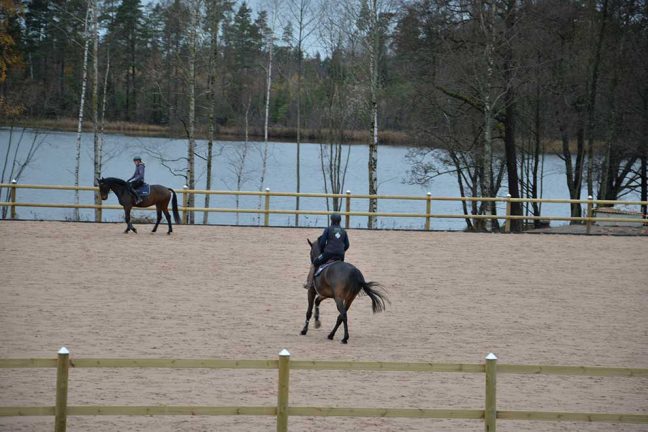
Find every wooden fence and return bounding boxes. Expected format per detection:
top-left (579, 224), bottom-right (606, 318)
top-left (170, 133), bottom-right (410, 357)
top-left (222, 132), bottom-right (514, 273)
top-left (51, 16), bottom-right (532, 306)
top-left (1, 348), bottom-right (647, 432)
top-left (1, 182), bottom-right (647, 232)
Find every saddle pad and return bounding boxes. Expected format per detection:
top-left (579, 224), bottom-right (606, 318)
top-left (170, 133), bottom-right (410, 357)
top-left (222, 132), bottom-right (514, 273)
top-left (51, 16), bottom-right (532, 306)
top-left (315, 261), bottom-right (338, 278)
top-left (135, 184), bottom-right (150, 196)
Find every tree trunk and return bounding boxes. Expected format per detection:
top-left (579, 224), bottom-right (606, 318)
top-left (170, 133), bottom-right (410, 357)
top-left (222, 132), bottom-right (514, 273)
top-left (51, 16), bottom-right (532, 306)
top-left (531, 83), bottom-right (542, 224)
top-left (367, 0), bottom-right (380, 229)
top-left (586, 0), bottom-right (609, 197)
top-left (258, 18), bottom-right (274, 224)
top-left (503, 0), bottom-right (522, 231)
top-left (186, 8), bottom-right (198, 224)
top-left (91, 1), bottom-right (102, 222)
top-left (295, 23), bottom-right (303, 227)
top-left (74, 7), bottom-right (91, 222)
top-left (641, 154), bottom-right (647, 218)
top-left (479, 0), bottom-right (496, 231)
top-left (204, 3), bottom-right (223, 225)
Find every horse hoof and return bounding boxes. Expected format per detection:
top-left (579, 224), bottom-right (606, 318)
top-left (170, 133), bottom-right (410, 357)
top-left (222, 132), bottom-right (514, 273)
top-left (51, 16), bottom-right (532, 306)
top-left (132, 229), bottom-right (137, 234)
top-left (341, 340), bottom-right (348, 344)
top-left (327, 334), bottom-right (334, 340)
top-left (300, 330), bottom-right (307, 336)
top-left (314, 321), bottom-right (321, 329)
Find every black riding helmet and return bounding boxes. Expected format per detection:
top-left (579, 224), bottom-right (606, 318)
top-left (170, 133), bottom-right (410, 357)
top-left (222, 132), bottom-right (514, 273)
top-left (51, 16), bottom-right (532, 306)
top-left (133, 156), bottom-right (142, 162)
top-left (330, 213), bottom-right (342, 225)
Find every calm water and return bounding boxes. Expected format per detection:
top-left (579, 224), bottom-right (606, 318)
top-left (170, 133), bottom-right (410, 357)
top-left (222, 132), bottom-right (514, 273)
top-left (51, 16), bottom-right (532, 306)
top-left (0, 128), bottom-right (612, 230)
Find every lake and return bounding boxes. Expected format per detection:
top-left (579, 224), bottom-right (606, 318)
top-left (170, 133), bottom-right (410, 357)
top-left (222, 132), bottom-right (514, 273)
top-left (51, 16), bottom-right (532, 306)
top-left (0, 128), bottom-right (611, 230)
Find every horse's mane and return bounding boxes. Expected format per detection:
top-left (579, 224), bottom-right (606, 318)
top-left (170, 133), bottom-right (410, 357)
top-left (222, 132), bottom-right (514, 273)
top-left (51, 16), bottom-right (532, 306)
top-left (102, 177), bottom-right (127, 186)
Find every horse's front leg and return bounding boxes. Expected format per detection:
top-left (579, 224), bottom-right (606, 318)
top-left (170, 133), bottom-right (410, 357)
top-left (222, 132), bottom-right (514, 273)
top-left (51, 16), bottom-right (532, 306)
top-left (300, 287), bottom-right (316, 336)
top-left (124, 207), bottom-right (137, 234)
top-left (152, 208), bottom-right (162, 233)
top-left (314, 296), bottom-right (323, 329)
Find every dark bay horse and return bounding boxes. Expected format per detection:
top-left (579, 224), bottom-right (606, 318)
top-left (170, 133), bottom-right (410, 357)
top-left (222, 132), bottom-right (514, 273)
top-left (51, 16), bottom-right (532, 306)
top-left (301, 238), bottom-right (389, 344)
top-left (97, 177), bottom-right (180, 234)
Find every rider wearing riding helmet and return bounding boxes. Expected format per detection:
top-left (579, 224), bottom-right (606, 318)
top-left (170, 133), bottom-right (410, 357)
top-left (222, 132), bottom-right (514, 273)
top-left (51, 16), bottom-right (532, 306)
top-left (127, 156), bottom-right (145, 204)
top-left (304, 213), bottom-right (349, 289)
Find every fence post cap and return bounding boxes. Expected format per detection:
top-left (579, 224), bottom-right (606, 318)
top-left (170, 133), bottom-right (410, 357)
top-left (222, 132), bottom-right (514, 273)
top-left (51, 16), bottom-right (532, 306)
top-left (279, 349), bottom-right (291, 357)
top-left (10, 179), bottom-right (17, 184)
top-left (427, 192), bottom-right (431, 196)
top-left (485, 352), bottom-right (497, 360)
top-left (346, 190), bottom-right (351, 194)
top-left (183, 185), bottom-right (189, 189)
top-left (506, 193), bottom-right (511, 198)
top-left (58, 347), bottom-right (70, 355)
top-left (265, 188), bottom-right (270, 192)
top-left (588, 195), bottom-right (593, 200)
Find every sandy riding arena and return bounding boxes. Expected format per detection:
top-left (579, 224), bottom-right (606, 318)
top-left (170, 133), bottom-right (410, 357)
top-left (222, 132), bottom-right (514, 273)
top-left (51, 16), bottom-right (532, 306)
top-left (1, 221), bottom-right (647, 432)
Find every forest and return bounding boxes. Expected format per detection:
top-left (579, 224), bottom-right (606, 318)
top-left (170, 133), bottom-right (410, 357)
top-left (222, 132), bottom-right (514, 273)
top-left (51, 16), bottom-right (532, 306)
top-left (1, 0), bottom-right (647, 230)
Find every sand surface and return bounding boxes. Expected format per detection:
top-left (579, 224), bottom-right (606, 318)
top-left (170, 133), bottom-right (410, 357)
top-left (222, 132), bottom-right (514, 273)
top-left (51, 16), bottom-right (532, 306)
top-left (1, 221), bottom-right (647, 431)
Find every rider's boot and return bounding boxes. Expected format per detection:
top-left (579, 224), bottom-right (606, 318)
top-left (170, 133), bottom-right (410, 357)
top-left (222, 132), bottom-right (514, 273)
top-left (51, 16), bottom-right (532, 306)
top-left (303, 264), bottom-right (315, 289)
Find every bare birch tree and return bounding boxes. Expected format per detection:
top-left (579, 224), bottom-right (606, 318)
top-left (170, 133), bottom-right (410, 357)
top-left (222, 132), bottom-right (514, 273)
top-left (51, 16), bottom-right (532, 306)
top-left (203, 0), bottom-right (233, 224)
top-left (287, 0), bottom-right (317, 226)
top-left (478, 0), bottom-right (497, 229)
top-left (318, 2), bottom-right (357, 214)
top-left (256, 0), bottom-right (282, 224)
top-left (74, 6), bottom-right (91, 221)
top-left (91, 0), bottom-right (102, 222)
top-left (342, 0), bottom-right (394, 228)
top-left (184, 0), bottom-right (202, 224)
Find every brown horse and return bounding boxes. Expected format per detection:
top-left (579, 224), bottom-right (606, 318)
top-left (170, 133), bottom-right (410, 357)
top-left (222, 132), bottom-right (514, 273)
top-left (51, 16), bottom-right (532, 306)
top-left (301, 238), bottom-right (389, 344)
top-left (97, 177), bottom-right (180, 234)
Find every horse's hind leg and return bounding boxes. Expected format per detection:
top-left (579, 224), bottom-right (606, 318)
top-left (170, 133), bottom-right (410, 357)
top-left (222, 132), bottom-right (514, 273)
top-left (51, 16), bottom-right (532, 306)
top-left (164, 209), bottom-right (172, 234)
top-left (152, 207), bottom-right (162, 233)
top-left (328, 298), bottom-right (349, 343)
top-left (301, 288), bottom-right (316, 336)
top-left (314, 296), bottom-right (323, 329)
top-left (162, 196), bottom-right (173, 234)
top-left (329, 297), bottom-right (355, 344)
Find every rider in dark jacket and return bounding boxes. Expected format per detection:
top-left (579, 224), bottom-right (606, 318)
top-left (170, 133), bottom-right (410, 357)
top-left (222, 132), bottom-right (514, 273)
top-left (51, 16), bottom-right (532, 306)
top-left (304, 213), bottom-right (349, 289)
top-left (127, 156), bottom-right (145, 204)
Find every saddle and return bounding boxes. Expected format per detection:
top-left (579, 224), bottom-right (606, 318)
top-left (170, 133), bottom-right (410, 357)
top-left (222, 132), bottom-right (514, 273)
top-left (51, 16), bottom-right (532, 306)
top-left (314, 260), bottom-right (339, 278)
top-left (135, 183), bottom-right (150, 197)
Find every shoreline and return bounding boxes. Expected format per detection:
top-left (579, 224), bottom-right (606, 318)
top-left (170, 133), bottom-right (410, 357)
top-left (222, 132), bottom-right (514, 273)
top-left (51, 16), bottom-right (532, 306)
top-left (1, 118), bottom-right (596, 153)
top-left (0, 118), bottom-right (411, 146)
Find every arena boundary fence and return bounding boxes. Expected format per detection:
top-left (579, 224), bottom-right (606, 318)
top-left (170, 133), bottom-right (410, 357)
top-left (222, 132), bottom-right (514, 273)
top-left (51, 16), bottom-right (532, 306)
top-left (0, 182), bottom-right (646, 232)
top-left (1, 349), bottom-right (647, 432)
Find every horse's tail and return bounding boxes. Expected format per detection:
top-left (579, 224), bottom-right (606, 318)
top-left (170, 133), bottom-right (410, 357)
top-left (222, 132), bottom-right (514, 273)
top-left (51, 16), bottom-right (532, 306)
top-left (353, 268), bottom-right (389, 313)
top-left (169, 188), bottom-right (181, 224)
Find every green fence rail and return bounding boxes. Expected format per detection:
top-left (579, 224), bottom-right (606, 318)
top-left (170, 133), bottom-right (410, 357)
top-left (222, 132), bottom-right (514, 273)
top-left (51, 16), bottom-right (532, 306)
top-left (1, 349), bottom-right (647, 432)
top-left (1, 182), bottom-right (646, 232)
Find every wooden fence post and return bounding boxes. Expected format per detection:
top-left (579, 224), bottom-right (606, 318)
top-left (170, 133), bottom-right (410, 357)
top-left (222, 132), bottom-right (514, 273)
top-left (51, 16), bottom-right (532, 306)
top-left (182, 185), bottom-right (189, 225)
top-left (504, 194), bottom-right (512, 233)
top-left (276, 349), bottom-right (291, 432)
top-left (485, 353), bottom-right (497, 432)
top-left (264, 188), bottom-right (271, 227)
top-left (586, 195), bottom-right (593, 234)
top-left (425, 192), bottom-right (432, 230)
top-left (345, 190), bottom-right (351, 228)
top-left (96, 185), bottom-right (102, 223)
top-left (10, 179), bottom-right (17, 219)
top-left (54, 347), bottom-right (70, 432)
